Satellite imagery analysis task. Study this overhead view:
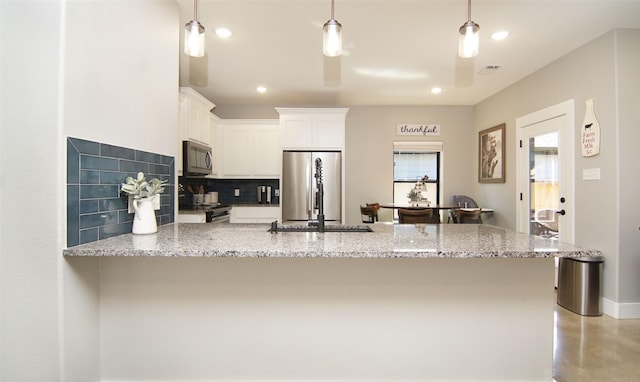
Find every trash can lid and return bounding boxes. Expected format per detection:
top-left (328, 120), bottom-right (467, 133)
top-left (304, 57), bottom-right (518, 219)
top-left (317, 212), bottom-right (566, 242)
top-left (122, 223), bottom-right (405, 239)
top-left (562, 256), bottom-right (604, 263)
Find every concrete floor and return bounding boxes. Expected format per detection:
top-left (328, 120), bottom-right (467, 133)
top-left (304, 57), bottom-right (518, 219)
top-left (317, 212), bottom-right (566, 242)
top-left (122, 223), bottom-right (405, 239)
top-left (553, 304), bottom-right (640, 381)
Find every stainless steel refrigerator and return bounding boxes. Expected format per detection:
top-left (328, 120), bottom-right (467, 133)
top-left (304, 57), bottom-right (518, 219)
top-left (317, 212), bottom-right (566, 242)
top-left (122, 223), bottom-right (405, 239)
top-left (282, 151), bottom-right (342, 223)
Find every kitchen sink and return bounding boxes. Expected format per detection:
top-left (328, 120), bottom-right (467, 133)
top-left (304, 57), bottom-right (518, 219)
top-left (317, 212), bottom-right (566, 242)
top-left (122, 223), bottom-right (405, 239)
top-left (268, 223), bottom-right (373, 233)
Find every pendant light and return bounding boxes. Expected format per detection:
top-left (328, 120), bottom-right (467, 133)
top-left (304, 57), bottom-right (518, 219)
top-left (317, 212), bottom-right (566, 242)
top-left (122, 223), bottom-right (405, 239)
top-left (184, 0), bottom-right (205, 57)
top-left (323, 0), bottom-right (342, 57)
top-left (458, 0), bottom-right (479, 58)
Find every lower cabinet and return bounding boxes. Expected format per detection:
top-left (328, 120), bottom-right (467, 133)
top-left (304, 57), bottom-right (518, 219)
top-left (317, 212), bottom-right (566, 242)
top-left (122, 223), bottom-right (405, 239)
top-left (230, 206), bottom-right (280, 223)
top-left (177, 212), bottom-right (207, 223)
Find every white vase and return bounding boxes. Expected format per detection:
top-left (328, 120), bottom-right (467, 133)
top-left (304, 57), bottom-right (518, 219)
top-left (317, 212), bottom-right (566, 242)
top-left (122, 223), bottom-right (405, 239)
top-left (132, 198), bottom-right (157, 234)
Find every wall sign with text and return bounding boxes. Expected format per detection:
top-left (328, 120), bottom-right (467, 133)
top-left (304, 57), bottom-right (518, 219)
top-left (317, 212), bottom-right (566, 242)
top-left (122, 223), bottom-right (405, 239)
top-left (397, 124), bottom-right (441, 136)
top-left (581, 98), bottom-right (600, 157)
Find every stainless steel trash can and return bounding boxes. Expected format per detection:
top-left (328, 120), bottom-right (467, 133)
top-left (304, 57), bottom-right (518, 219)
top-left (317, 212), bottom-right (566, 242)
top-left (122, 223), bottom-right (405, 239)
top-left (557, 257), bottom-right (603, 316)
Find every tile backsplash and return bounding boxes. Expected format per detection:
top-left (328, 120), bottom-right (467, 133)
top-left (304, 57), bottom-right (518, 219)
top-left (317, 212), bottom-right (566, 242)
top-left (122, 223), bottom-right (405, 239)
top-left (180, 177), bottom-right (280, 205)
top-left (67, 137), bottom-right (174, 247)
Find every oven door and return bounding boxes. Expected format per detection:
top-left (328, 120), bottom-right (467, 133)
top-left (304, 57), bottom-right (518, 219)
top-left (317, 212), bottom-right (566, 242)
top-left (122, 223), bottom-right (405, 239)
top-left (208, 213), bottom-right (230, 224)
top-left (206, 204), bottom-right (232, 223)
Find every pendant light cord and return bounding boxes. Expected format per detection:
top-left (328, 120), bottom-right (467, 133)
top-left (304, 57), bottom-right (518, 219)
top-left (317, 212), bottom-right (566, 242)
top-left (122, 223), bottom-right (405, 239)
top-left (467, 0), bottom-right (472, 22)
top-left (331, 0), bottom-right (335, 20)
top-left (194, 0), bottom-right (198, 21)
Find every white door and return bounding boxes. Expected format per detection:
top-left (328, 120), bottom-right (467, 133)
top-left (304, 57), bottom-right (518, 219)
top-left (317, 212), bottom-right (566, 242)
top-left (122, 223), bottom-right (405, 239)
top-left (516, 100), bottom-right (575, 244)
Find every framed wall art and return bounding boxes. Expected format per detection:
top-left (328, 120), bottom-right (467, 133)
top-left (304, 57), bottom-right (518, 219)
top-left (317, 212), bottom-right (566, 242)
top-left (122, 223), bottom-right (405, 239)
top-left (478, 123), bottom-right (505, 183)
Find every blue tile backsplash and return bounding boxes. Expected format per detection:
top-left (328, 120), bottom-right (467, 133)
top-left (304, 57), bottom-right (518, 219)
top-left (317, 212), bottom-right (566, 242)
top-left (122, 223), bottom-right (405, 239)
top-left (67, 137), bottom-right (174, 247)
top-left (180, 177), bottom-right (280, 205)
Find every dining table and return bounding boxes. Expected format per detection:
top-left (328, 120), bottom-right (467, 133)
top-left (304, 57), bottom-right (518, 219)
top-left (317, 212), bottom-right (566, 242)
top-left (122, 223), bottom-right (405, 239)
top-left (379, 203), bottom-right (494, 223)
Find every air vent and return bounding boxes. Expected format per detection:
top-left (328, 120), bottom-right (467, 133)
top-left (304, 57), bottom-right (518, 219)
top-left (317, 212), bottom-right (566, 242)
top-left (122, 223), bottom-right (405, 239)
top-left (478, 65), bottom-right (501, 75)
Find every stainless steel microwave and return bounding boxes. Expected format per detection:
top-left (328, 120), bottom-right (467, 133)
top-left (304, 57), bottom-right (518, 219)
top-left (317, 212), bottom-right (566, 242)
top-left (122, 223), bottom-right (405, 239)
top-left (183, 140), bottom-right (212, 176)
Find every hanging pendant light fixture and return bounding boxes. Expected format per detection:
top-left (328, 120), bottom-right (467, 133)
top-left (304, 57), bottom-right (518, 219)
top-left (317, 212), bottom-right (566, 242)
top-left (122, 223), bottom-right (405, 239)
top-left (184, 0), bottom-right (205, 57)
top-left (458, 0), bottom-right (479, 58)
top-left (323, 0), bottom-right (342, 57)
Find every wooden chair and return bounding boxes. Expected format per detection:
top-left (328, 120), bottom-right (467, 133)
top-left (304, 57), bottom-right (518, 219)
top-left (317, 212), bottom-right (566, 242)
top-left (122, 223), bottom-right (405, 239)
top-left (398, 208), bottom-right (433, 224)
top-left (449, 195), bottom-right (479, 208)
top-left (448, 195), bottom-right (480, 223)
top-left (360, 203), bottom-right (380, 223)
top-left (455, 209), bottom-right (482, 224)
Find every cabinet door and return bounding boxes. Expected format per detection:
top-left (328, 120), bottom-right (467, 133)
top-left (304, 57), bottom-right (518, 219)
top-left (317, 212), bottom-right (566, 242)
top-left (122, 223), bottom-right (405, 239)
top-left (313, 119), bottom-right (344, 149)
top-left (177, 213), bottom-right (206, 223)
top-left (208, 115), bottom-right (218, 176)
top-left (222, 126), bottom-right (252, 176)
top-left (197, 108), bottom-right (211, 144)
top-left (281, 119), bottom-right (312, 148)
top-left (187, 102), bottom-right (201, 142)
top-left (252, 126), bottom-right (280, 176)
top-left (230, 206), bottom-right (280, 223)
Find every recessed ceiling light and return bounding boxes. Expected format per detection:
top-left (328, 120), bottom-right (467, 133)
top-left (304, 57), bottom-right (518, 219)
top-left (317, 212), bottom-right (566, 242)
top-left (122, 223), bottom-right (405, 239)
top-left (256, 86), bottom-right (267, 94)
top-left (491, 30), bottom-right (510, 41)
top-left (215, 28), bottom-right (232, 39)
top-left (430, 87), bottom-right (443, 94)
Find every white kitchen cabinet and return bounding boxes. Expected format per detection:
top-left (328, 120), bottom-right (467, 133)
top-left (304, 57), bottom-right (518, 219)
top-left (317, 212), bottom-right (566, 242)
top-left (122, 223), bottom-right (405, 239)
top-left (207, 114), bottom-right (219, 176)
top-left (276, 108), bottom-right (348, 149)
top-left (177, 87), bottom-right (217, 176)
top-left (218, 120), bottom-right (280, 178)
top-left (179, 87), bottom-right (215, 144)
top-left (230, 206), bottom-right (280, 223)
top-left (222, 125), bottom-right (252, 176)
top-left (252, 125), bottom-right (281, 176)
top-left (177, 212), bottom-right (207, 223)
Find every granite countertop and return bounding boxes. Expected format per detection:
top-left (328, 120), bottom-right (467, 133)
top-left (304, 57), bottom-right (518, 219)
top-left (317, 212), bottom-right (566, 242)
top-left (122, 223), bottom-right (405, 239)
top-left (63, 223), bottom-right (600, 259)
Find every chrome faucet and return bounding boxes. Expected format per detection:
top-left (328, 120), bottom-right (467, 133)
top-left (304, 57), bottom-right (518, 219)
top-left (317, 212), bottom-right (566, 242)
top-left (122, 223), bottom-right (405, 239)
top-left (314, 158), bottom-right (325, 233)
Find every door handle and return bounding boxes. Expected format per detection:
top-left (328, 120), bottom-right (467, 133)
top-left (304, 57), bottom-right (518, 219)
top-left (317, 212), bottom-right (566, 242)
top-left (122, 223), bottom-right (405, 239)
top-left (556, 209), bottom-right (566, 216)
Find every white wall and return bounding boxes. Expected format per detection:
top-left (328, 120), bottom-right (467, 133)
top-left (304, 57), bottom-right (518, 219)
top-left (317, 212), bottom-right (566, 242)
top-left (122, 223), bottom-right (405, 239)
top-left (64, 1), bottom-right (179, 154)
top-left (1, 2), bottom-right (65, 380)
top-left (0, 1), bottom-right (179, 380)
top-left (615, 29), bottom-right (640, 306)
top-left (475, 29), bottom-right (640, 318)
top-left (98, 257), bottom-right (555, 381)
top-left (344, 106), bottom-right (475, 224)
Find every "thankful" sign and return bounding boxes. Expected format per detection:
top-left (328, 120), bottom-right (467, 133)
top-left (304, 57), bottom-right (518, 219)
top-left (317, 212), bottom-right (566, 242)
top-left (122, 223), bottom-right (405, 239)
top-left (396, 124), bottom-right (440, 136)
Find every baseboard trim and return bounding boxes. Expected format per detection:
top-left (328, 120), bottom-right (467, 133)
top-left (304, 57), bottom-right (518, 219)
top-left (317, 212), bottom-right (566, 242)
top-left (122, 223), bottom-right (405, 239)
top-left (602, 298), bottom-right (640, 319)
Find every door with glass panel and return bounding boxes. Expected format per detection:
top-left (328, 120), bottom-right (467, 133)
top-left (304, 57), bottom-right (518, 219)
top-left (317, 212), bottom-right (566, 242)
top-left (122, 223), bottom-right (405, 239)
top-left (517, 100), bottom-right (575, 243)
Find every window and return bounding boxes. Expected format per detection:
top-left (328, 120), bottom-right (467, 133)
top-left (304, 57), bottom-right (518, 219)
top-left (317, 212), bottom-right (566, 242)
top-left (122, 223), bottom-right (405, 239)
top-left (393, 142), bottom-right (442, 217)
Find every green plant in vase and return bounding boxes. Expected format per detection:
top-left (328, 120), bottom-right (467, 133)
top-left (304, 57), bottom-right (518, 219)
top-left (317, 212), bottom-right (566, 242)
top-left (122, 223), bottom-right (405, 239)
top-left (121, 172), bottom-right (167, 234)
top-left (121, 172), bottom-right (167, 199)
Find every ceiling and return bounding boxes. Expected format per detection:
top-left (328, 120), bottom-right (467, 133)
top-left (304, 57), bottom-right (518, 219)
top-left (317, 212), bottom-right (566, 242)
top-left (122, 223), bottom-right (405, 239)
top-left (177, 0), bottom-right (640, 107)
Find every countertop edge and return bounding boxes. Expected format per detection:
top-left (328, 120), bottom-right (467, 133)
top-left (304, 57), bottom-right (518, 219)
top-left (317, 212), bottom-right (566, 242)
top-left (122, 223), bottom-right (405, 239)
top-left (62, 223), bottom-right (602, 259)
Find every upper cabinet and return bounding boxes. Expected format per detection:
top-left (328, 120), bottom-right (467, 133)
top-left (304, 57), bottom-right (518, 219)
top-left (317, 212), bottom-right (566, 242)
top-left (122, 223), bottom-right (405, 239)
top-left (217, 120), bottom-right (280, 178)
top-left (208, 113), bottom-right (219, 176)
top-left (276, 108), bottom-right (349, 150)
top-left (179, 87), bottom-right (215, 145)
top-left (178, 87), bottom-right (217, 177)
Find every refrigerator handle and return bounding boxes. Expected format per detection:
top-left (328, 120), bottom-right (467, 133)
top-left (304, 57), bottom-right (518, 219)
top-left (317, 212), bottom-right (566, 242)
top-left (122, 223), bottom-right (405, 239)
top-left (307, 177), bottom-right (312, 220)
top-left (309, 185), bottom-right (314, 220)
top-left (308, 161), bottom-right (313, 221)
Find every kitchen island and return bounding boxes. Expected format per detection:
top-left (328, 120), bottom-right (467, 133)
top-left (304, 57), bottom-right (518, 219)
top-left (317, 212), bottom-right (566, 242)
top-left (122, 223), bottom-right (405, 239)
top-left (64, 223), bottom-right (598, 381)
